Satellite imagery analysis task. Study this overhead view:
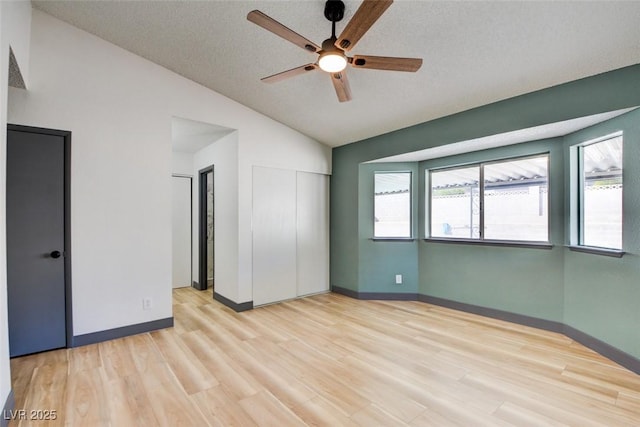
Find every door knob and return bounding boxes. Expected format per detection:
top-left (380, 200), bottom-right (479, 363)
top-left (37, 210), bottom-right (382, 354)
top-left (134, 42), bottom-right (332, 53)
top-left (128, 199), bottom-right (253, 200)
top-left (50, 250), bottom-right (62, 259)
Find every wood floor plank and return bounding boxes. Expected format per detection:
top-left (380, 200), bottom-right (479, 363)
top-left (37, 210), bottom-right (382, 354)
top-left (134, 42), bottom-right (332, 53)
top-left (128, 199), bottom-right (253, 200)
top-left (350, 403), bottom-right (407, 427)
top-left (67, 344), bottom-right (101, 375)
top-left (98, 337), bottom-right (138, 382)
top-left (137, 362), bottom-right (211, 427)
top-left (617, 391), bottom-right (640, 413)
top-left (9, 288), bottom-right (640, 426)
top-left (103, 373), bottom-right (160, 426)
top-left (15, 362), bottom-right (67, 427)
top-left (63, 367), bottom-right (108, 427)
top-left (179, 330), bottom-right (261, 400)
top-left (275, 335), bottom-right (427, 422)
top-left (191, 384), bottom-right (258, 427)
top-left (238, 390), bottom-right (307, 427)
top-left (492, 400), bottom-right (567, 427)
top-left (123, 332), bottom-right (165, 374)
top-left (150, 328), bottom-right (219, 395)
top-left (289, 395), bottom-right (354, 427)
top-left (252, 337), bottom-right (370, 416)
top-left (237, 338), bottom-right (319, 409)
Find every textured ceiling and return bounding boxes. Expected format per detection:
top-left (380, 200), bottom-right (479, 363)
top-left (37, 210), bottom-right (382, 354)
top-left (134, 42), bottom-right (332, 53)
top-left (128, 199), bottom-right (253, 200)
top-left (32, 1), bottom-right (640, 147)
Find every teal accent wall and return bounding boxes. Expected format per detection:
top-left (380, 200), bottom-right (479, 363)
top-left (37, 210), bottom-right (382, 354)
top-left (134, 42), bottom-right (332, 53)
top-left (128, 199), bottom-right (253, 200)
top-left (563, 109), bottom-right (640, 358)
top-left (331, 64), bottom-right (640, 359)
top-left (358, 163), bottom-right (419, 294)
top-left (419, 139), bottom-right (565, 322)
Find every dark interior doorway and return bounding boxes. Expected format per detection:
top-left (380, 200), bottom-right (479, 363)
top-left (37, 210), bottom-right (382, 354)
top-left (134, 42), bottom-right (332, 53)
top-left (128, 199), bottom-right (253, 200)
top-left (6, 124), bottom-right (72, 357)
top-left (197, 166), bottom-right (214, 291)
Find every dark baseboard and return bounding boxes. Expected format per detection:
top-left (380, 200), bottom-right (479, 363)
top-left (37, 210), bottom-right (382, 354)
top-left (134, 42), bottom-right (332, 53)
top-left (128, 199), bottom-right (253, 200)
top-left (330, 285), bottom-right (359, 299)
top-left (563, 325), bottom-right (640, 375)
top-left (332, 288), bottom-right (640, 375)
top-left (72, 317), bottom-right (173, 347)
top-left (418, 294), bottom-right (564, 334)
top-left (331, 285), bottom-right (418, 301)
top-left (1, 390), bottom-right (14, 427)
top-left (214, 292), bottom-right (253, 312)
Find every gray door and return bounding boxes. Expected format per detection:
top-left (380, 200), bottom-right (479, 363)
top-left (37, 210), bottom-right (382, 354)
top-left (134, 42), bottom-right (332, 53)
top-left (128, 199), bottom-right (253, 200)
top-left (7, 127), bottom-right (67, 357)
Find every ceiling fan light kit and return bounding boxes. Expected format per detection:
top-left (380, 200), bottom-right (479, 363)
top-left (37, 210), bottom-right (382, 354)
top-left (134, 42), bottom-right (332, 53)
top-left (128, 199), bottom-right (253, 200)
top-left (247, 0), bottom-right (422, 102)
top-left (318, 38), bottom-right (347, 72)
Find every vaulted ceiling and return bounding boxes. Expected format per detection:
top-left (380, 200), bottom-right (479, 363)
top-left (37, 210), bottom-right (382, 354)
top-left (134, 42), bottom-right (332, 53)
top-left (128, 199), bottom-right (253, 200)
top-left (32, 1), bottom-right (640, 147)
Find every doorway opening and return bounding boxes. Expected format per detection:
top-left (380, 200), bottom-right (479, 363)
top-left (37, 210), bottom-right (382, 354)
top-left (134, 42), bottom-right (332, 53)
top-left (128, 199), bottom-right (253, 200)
top-left (172, 175), bottom-right (192, 288)
top-left (198, 166), bottom-right (214, 291)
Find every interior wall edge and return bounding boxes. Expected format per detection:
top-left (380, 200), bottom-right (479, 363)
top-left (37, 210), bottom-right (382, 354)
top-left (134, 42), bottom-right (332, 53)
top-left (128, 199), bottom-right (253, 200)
top-left (213, 292), bottom-right (253, 313)
top-left (1, 389), bottom-right (14, 427)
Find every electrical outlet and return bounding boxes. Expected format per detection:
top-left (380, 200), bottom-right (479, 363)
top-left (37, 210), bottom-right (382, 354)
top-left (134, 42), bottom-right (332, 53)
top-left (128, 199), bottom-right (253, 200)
top-left (395, 274), bottom-right (403, 285)
top-left (143, 297), bottom-right (153, 311)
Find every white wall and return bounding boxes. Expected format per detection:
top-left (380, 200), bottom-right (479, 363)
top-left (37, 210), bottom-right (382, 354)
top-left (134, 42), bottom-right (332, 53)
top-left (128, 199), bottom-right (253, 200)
top-left (192, 132), bottom-right (239, 301)
top-left (1, 0), bottom-right (32, 408)
top-left (7, 10), bottom-right (330, 337)
top-left (171, 151), bottom-right (193, 176)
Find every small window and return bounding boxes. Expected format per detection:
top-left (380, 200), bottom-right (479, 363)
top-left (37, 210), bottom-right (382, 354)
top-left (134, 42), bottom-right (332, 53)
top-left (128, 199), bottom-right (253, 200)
top-left (579, 135), bottom-right (623, 250)
top-left (374, 172), bottom-right (411, 238)
top-left (429, 154), bottom-right (549, 243)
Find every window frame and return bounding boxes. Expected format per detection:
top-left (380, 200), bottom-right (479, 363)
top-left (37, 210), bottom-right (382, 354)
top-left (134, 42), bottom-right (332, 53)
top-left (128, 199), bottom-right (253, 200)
top-left (373, 170), bottom-right (413, 240)
top-left (571, 132), bottom-right (624, 255)
top-left (426, 152), bottom-right (551, 248)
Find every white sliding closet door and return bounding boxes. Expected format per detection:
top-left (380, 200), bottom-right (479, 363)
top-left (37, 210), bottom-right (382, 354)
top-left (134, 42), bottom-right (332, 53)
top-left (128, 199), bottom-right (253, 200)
top-left (297, 171), bottom-right (330, 296)
top-left (252, 166), bottom-right (297, 306)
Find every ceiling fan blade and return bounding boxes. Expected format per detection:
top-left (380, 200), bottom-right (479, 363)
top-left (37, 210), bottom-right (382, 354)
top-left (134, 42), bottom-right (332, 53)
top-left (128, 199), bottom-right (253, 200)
top-left (335, 0), bottom-right (393, 52)
top-left (261, 64), bottom-right (318, 84)
top-left (330, 71), bottom-right (352, 102)
top-left (247, 10), bottom-right (320, 53)
top-left (350, 55), bottom-right (422, 72)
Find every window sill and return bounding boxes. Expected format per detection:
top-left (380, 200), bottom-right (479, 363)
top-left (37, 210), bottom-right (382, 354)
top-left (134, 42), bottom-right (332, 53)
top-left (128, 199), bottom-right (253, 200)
top-left (424, 238), bottom-right (553, 250)
top-left (567, 245), bottom-right (625, 258)
top-left (371, 237), bottom-right (416, 242)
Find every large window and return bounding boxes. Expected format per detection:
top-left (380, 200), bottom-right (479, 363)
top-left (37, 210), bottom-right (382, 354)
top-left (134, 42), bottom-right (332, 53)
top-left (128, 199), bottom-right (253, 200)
top-left (374, 172), bottom-right (411, 238)
top-left (429, 154), bottom-right (549, 243)
top-left (579, 135), bottom-right (623, 250)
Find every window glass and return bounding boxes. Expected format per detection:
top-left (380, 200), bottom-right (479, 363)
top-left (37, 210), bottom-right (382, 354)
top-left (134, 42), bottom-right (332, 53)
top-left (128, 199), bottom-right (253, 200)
top-left (484, 156), bottom-right (548, 241)
top-left (374, 172), bottom-right (411, 238)
top-left (581, 136), bottom-right (623, 249)
top-left (430, 166), bottom-right (480, 239)
top-left (429, 154), bottom-right (549, 243)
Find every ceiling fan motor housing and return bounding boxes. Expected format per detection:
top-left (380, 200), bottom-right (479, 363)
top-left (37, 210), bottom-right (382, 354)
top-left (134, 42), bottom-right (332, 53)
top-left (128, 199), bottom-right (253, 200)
top-left (324, 0), bottom-right (345, 22)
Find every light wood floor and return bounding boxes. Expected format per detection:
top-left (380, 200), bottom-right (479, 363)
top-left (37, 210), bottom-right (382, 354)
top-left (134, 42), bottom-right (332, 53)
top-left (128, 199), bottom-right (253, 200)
top-left (9, 287), bottom-right (640, 426)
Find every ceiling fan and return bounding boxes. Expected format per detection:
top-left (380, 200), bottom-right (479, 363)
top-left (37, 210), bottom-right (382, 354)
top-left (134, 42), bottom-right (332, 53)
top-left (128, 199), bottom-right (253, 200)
top-left (247, 0), bottom-right (422, 102)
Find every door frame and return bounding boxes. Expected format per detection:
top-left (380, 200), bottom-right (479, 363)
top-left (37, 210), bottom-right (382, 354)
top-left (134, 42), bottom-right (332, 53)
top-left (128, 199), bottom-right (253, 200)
top-left (7, 124), bottom-right (73, 349)
top-left (197, 165), bottom-right (214, 291)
